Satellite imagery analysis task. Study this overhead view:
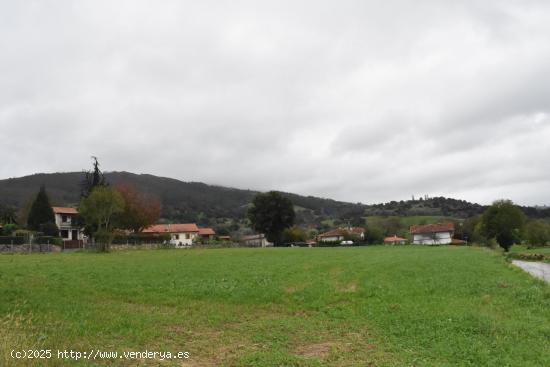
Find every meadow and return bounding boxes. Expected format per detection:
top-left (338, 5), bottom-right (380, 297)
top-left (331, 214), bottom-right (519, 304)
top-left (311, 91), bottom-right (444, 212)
top-left (1, 246), bottom-right (549, 366)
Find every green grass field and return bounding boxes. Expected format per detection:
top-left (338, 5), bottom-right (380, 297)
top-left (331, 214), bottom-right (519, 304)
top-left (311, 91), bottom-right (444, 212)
top-left (1, 247), bottom-right (549, 366)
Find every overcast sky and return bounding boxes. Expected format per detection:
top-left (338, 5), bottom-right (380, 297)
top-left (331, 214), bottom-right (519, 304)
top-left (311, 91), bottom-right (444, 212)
top-left (1, 1), bottom-right (550, 205)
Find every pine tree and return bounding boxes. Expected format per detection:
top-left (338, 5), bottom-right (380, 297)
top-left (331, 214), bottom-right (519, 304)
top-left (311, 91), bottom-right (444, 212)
top-left (27, 185), bottom-right (56, 231)
top-left (81, 156), bottom-right (108, 198)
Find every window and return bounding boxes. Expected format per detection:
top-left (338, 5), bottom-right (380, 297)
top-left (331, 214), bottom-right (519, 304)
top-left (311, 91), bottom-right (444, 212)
top-left (62, 215), bottom-right (68, 223)
top-left (174, 234), bottom-right (179, 240)
top-left (60, 230), bottom-right (69, 239)
top-left (185, 233), bottom-right (190, 239)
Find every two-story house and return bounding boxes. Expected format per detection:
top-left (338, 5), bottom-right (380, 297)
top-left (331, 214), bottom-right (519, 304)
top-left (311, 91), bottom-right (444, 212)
top-left (52, 207), bottom-right (85, 244)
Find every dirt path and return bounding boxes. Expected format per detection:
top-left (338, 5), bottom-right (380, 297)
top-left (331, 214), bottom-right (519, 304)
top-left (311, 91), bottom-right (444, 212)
top-left (512, 260), bottom-right (550, 283)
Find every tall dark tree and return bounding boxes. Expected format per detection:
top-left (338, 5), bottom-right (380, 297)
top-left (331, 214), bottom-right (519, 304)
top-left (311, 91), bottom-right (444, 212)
top-left (81, 156), bottom-right (108, 198)
top-left (247, 191), bottom-right (295, 245)
top-left (27, 185), bottom-right (56, 231)
top-left (481, 200), bottom-right (525, 251)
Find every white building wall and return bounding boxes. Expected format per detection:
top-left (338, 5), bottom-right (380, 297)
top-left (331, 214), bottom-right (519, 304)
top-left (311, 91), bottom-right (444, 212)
top-left (170, 232), bottom-right (197, 247)
top-left (54, 213), bottom-right (84, 240)
top-left (413, 231), bottom-right (453, 245)
top-left (320, 236), bottom-right (344, 242)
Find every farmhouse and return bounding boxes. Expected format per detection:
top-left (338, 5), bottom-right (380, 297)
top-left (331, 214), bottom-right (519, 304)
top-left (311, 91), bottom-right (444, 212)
top-left (52, 207), bottom-right (85, 245)
top-left (143, 223), bottom-right (199, 247)
top-left (384, 235), bottom-right (407, 245)
top-left (241, 234), bottom-right (273, 247)
top-left (410, 223), bottom-right (455, 245)
top-left (198, 227), bottom-right (216, 240)
top-left (318, 227), bottom-right (365, 242)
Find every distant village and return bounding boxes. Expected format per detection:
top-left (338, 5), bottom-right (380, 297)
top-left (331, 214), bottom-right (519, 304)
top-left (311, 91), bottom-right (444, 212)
top-left (0, 199), bottom-right (463, 252)
top-left (1, 160), bottom-right (547, 253)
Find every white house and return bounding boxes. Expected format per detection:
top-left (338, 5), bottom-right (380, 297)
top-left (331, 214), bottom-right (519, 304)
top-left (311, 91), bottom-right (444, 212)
top-left (410, 223), bottom-right (455, 245)
top-left (52, 207), bottom-right (85, 244)
top-left (318, 227), bottom-right (365, 243)
top-left (142, 223), bottom-right (199, 247)
top-left (241, 234), bottom-right (273, 247)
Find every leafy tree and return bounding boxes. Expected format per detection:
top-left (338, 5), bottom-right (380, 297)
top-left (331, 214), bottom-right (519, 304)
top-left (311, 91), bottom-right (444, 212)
top-left (459, 216), bottom-right (481, 242)
top-left (115, 183), bottom-right (161, 232)
top-left (247, 191), bottom-right (295, 245)
top-left (364, 225), bottom-right (385, 244)
top-left (27, 186), bottom-right (56, 231)
top-left (81, 156), bottom-right (108, 198)
top-left (79, 187), bottom-right (124, 251)
top-left (0, 204), bottom-right (18, 224)
top-left (282, 226), bottom-right (307, 243)
top-left (525, 220), bottom-right (550, 248)
top-left (481, 200), bottom-right (525, 251)
top-left (1, 223), bottom-right (18, 236)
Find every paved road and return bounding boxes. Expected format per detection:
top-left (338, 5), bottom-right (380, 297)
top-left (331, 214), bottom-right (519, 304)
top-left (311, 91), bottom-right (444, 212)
top-left (512, 260), bottom-right (550, 283)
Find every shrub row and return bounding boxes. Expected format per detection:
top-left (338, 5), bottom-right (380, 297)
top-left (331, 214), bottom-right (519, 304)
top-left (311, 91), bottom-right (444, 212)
top-left (111, 234), bottom-right (171, 245)
top-left (0, 236), bottom-right (25, 245)
top-left (507, 252), bottom-right (549, 262)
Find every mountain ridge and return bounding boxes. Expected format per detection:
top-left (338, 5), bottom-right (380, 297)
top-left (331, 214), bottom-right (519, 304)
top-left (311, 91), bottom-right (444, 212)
top-left (1, 172), bottom-right (549, 231)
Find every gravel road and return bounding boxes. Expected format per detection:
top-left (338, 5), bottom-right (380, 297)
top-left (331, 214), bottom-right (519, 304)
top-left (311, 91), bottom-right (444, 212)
top-left (512, 260), bottom-right (550, 283)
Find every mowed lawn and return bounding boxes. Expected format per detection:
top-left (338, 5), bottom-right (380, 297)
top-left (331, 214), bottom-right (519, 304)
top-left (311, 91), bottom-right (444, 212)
top-left (1, 247), bottom-right (549, 366)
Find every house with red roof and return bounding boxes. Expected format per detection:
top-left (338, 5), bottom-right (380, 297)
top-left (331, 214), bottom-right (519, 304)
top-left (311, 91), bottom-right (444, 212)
top-left (318, 227), bottom-right (365, 243)
top-left (198, 227), bottom-right (216, 240)
top-left (143, 223), bottom-right (199, 247)
top-left (410, 223), bottom-right (455, 245)
top-left (52, 207), bottom-right (85, 245)
top-left (384, 235), bottom-right (407, 245)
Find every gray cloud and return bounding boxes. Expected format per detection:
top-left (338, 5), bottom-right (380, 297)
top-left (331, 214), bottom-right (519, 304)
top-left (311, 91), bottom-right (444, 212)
top-left (1, 0), bottom-right (550, 205)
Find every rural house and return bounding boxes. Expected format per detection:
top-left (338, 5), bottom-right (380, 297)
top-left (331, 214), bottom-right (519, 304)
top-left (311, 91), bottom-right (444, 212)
top-left (318, 227), bottom-right (365, 242)
top-left (198, 227), bottom-right (216, 240)
top-left (143, 223), bottom-right (199, 247)
top-left (384, 235), bottom-right (407, 245)
top-left (241, 234), bottom-right (273, 247)
top-left (410, 223), bottom-right (455, 245)
top-left (52, 207), bottom-right (85, 246)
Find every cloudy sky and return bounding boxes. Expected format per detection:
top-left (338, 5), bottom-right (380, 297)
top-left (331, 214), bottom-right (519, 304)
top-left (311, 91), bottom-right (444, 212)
top-left (1, 1), bottom-right (550, 205)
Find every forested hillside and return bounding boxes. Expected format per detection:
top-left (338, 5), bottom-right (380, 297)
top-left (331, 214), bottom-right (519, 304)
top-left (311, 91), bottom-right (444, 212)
top-left (1, 172), bottom-right (548, 232)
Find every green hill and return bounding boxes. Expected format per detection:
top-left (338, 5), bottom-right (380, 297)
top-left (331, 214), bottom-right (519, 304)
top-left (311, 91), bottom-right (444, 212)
top-left (1, 172), bottom-right (548, 231)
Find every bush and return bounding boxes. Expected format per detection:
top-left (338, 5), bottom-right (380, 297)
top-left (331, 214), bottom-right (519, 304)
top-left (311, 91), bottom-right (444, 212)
top-left (39, 222), bottom-right (59, 237)
top-left (34, 236), bottom-right (63, 246)
top-left (0, 236), bottom-right (25, 245)
top-left (0, 224), bottom-right (18, 236)
top-left (507, 252), bottom-right (548, 262)
top-left (315, 240), bottom-right (342, 247)
top-left (111, 233), bottom-right (171, 245)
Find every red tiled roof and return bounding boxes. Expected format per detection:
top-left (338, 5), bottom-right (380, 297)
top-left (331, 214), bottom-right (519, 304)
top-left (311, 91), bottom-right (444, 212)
top-left (198, 227), bottom-right (215, 236)
top-left (52, 207), bottom-right (78, 214)
top-left (410, 223), bottom-right (455, 234)
top-left (384, 235), bottom-right (406, 242)
top-left (319, 228), bottom-right (347, 237)
top-left (319, 227), bottom-right (365, 238)
top-left (143, 223), bottom-right (199, 233)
